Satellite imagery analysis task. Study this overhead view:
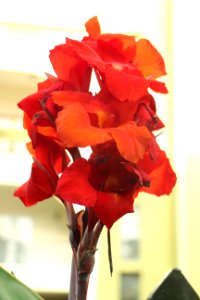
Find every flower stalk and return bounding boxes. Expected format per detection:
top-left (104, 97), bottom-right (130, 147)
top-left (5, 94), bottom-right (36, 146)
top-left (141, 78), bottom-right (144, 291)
top-left (67, 210), bottom-right (103, 300)
top-left (13, 15), bottom-right (177, 300)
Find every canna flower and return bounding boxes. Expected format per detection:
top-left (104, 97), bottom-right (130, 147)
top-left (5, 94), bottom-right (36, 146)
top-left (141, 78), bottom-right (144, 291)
top-left (55, 143), bottom-right (149, 228)
top-left (17, 15), bottom-right (167, 166)
top-left (14, 16), bottom-right (176, 230)
top-left (55, 142), bottom-right (176, 228)
top-left (53, 15), bottom-right (168, 102)
top-left (13, 17), bottom-right (177, 300)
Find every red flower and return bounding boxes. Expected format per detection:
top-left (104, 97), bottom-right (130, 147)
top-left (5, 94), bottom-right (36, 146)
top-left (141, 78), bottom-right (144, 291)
top-left (14, 16), bottom-right (176, 230)
top-left (55, 140), bottom-right (176, 228)
top-left (56, 144), bottom-right (150, 228)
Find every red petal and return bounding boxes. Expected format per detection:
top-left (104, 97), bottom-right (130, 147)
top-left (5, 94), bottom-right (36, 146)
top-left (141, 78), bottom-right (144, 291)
top-left (148, 80), bottom-right (168, 94)
top-left (49, 44), bottom-right (90, 90)
top-left (94, 192), bottom-right (134, 228)
top-left (66, 38), bottom-right (103, 68)
top-left (14, 163), bottom-right (56, 206)
top-left (99, 34), bottom-right (136, 62)
top-left (33, 134), bottom-right (68, 176)
top-left (49, 45), bottom-right (77, 82)
top-left (56, 158), bottom-right (97, 206)
top-left (139, 150), bottom-right (177, 196)
top-left (18, 81), bottom-right (62, 118)
top-left (105, 66), bottom-right (148, 102)
top-left (84, 33), bottom-right (136, 63)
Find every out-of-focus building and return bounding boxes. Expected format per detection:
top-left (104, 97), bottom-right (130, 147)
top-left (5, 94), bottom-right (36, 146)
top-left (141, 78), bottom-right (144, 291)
top-left (96, 194), bottom-right (176, 300)
top-left (1, 1), bottom-right (200, 299)
top-left (0, 70), bottom-right (71, 299)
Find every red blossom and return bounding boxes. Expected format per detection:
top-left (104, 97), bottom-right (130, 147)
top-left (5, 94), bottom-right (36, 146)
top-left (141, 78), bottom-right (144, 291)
top-left (55, 140), bottom-right (176, 228)
top-left (14, 16), bottom-right (176, 229)
top-left (13, 17), bottom-right (177, 299)
top-left (55, 145), bottom-right (150, 228)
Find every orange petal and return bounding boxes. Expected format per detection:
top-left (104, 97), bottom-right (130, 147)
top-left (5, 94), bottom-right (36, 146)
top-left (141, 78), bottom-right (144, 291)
top-left (85, 16), bottom-right (101, 36)
top-left (37, 126), bottom-right (58, 140)
top-left (26, 141), bottom-right (35, 155)
top-left (109, 122), bottom-right (151, 163)
top-left (52, 90), bottom-right (93, 107)
top-left (56, 104), bottom-right (111, 147)
top-left (52, 90), bottom-right (107, 126)
top-left (133, 39), bottom-right (167, 79)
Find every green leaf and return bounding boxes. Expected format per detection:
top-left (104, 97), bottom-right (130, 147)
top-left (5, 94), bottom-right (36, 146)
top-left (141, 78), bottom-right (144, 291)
top-left (0, 266), bottom-right (44, 300)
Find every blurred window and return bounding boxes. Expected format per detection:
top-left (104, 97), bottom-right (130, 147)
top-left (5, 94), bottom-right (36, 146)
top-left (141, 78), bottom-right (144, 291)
top-left (0, 215), bottom-right (33, 264)
top-left (120, 273), bottom-right (140, 300)
top-left (0, 116), bottom-right (31, 184)
top-left (120, 209), bottom-right (140, 260)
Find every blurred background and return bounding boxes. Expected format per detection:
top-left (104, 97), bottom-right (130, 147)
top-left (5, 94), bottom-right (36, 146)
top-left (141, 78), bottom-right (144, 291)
top-left (0, 0), bottom-right (200, 299)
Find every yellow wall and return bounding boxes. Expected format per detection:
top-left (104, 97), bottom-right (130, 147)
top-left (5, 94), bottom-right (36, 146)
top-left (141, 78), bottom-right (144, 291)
top-left (96, 193), bottom-right (176, 300)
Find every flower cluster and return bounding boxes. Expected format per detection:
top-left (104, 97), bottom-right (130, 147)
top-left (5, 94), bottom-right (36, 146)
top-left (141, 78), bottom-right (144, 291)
top-left (14, 16), bottom-right (176, 229)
